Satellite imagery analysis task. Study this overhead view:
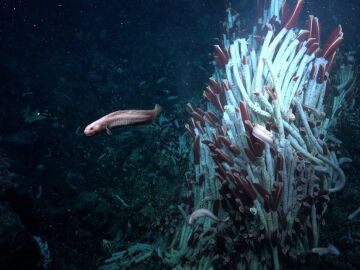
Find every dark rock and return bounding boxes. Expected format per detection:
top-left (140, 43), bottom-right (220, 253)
top-left (0, 203), bottom-right (41, 270)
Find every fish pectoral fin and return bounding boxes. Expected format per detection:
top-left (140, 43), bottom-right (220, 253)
top-left (106, 126), bottom-right (113, 136)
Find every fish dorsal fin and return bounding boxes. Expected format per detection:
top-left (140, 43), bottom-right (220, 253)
top-left (104, 110), bottom-right (128, 118)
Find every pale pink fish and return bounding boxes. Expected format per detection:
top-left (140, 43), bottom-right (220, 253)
top-left (252, 124), bottom-right (273, 144)
top-left (311, 244), bottom-right (340, 256)
top-left (188, 208), bottom-right (229, 225)
top-left (84, 104), bottom-right (162, 136)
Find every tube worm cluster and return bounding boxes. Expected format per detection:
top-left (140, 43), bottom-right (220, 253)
top-left (166, 1), bottom-right (357, 269)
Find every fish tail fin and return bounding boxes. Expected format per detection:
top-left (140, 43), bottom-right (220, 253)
top-left (152, 104), bottom-right (162, 121)
top-left (327, 244), bottom-right (340, 256)
top-left (155, 104), bottom-right (162, 115)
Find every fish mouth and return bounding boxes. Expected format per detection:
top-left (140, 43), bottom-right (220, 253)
top-left (84, 129), bottom-right (95, 136)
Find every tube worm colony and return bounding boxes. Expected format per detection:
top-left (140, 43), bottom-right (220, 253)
top-left (162, 0), bottom-right (357, 269)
